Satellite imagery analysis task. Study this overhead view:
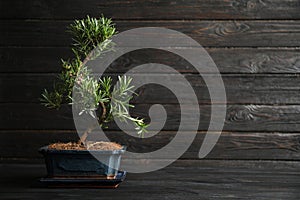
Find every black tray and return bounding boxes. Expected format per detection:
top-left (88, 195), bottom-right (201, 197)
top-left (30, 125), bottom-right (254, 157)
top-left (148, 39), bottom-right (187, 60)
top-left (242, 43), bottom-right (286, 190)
top-left (40, 171), bottom-right (126, 188)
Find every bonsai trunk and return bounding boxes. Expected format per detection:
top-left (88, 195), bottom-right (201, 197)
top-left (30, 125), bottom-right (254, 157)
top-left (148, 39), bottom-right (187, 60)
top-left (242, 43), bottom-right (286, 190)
top-left (78, 101), bottom-right (106, 145)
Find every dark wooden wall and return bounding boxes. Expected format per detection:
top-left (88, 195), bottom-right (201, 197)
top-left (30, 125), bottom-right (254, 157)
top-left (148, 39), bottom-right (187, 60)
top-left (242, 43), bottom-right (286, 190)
top-left (1, 0), bottom-right (300, 162)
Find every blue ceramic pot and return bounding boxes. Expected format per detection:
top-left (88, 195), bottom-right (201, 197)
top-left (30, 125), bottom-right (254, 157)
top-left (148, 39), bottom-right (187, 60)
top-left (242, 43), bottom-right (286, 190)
top-left (39, 146), bottom-right (126, 179)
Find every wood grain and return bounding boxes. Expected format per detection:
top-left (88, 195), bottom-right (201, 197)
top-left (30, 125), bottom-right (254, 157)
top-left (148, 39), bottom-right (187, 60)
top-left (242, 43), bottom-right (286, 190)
top-left (0, 47), bottom-right (72, 73)
top-left (1, 0), bottom-right (300, 163)
top-left (1, 0), bottom-right (300, 20)
top-left (1, 103), bottom-right (300, 132)
top-left (2, 20), bottom-right (300, 47)
top-left (1, 47), bottom-right (300, 74)
top-left (0, 130), bottom-right (299, 160)
top-left (1, 73), bottom-right (300, 104)
top-left (0, 161), bottom-right (299, 199)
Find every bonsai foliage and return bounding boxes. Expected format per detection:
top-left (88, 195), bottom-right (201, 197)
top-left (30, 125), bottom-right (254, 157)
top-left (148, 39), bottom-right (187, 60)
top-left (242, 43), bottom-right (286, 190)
top-left (41, 15), bottom-right (148, 144)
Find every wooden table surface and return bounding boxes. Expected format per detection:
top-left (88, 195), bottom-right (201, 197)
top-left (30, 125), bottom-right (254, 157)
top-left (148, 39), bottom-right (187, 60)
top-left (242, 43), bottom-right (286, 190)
top-left (1, 160), bottom-right (299, 200)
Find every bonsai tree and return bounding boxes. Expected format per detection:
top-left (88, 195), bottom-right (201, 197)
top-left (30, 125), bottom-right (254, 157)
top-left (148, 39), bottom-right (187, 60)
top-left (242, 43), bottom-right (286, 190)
top-left (41, 15), bottom-right (148, 147)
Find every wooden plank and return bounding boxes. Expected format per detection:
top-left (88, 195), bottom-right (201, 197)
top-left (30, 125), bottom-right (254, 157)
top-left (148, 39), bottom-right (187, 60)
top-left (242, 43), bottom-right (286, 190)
top-left (0, 130), bottom-right (299, 160)
top-left (1, 73), bottom-right (300, 104)
top-left (2, 20), bottom-right (300, 47)
top-left (1, 103), bottom-right (300, 132)
top-left (0, 47), bottom-right (72, 73)
top-left (0, 161), bottom-right (299, 199)
top-left (1, 0), bottom-right (300, 20)
top-left (1, 47), bottom-right (300, 74)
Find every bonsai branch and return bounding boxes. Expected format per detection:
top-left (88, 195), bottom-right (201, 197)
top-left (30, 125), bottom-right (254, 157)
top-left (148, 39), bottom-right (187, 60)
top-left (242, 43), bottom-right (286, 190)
top-left (78, 101), bottom-right (107, 145)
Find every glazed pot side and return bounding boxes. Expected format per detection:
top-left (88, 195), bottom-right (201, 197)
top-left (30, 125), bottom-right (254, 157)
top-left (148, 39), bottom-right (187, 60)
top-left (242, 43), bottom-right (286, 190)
top-left (39, 146), bottom-right (126, 179)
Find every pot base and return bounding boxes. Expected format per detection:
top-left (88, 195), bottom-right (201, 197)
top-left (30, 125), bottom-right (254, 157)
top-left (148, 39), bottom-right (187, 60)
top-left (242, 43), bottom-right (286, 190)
top-left (40, 171), bottom-right (126, 188)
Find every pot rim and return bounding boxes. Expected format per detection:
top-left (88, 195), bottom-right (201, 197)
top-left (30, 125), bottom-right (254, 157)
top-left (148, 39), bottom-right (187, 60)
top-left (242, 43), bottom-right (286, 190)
top-left (39, 145), bottom-right (127, 155)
